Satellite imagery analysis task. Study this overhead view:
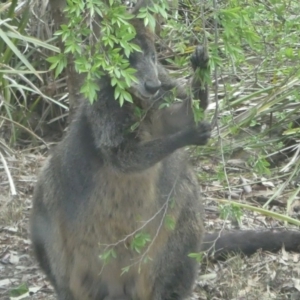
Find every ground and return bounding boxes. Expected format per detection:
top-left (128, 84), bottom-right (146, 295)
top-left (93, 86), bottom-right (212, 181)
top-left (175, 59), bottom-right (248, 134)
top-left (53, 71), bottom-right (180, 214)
top-left (1, 149), bottom-right (300, 300)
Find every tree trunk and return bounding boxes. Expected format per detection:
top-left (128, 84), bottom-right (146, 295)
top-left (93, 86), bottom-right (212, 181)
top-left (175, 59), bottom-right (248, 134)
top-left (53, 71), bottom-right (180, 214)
top-left (49, 0), bottom-right (85, 121)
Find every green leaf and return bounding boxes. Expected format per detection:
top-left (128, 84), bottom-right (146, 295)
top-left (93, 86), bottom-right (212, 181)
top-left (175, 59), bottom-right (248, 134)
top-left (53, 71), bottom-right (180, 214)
top-left (122, 90), bottom-right (133, 103)
top-left (188, 252), bottom-right (203, 263)
top-left (131, 232), bottom-right (151, 253)
top-left (54, 55), bottom-right (67, 78)
top-left (164, 215), bottom-right (176, 230)
top-left (5, 31), bottom-right (60, 52)
top-left (114, 86), bottom-right (121, 102)
top-left (285, 48), bottom-right (294, 58)
top-left (99, 248), bottom-right (117, 265)
top-left (130, 121), bottom-right (140, 132)
top-left (80, 78), bottom-right (100, 103)
top-left (9, 283), bottom-right (29, 297)
top-left (0, 28), bottom-right (42, 82)
top-left (121, 266), bottom-right (130, 275)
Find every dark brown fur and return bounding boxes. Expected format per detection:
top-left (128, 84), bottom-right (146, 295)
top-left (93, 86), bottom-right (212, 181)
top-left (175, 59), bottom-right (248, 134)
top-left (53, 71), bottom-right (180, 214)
top-left (202, 230), bottom-right (300, 260)
top-left (30, 19), bottom-right (211, 300)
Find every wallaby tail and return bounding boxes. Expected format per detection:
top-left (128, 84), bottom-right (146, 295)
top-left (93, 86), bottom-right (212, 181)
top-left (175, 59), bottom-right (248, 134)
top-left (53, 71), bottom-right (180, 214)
top-left (201, 230), bottom-right (300, 260)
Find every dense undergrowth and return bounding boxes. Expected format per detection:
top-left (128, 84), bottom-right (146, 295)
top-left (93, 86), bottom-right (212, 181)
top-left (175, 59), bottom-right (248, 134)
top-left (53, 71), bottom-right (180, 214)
top-left (1, 0), bottom-right (300, 228)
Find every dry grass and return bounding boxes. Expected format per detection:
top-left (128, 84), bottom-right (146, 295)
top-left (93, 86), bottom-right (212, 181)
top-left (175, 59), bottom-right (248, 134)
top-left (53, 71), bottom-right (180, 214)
top-left (0, 145), bottom-right (300, 300)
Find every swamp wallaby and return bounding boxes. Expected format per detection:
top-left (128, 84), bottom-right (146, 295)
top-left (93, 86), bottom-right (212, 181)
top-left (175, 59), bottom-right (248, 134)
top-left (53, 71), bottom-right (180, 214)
top-left (30, 18), bottom-right (211, 300)
top-left (30, 15), bottom-right (300, 300)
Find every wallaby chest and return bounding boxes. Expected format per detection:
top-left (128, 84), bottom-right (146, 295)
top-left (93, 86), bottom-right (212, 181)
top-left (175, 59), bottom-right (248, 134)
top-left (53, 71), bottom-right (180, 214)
top-left (82, 163), bottom-right (163, 241)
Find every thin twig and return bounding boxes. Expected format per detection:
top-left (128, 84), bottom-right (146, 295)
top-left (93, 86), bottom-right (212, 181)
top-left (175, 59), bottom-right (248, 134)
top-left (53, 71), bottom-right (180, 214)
top-left (211, 0), bottom-right (219, 128)
top-left (0, 151), bottom-right (17, 196)
top-left (210, 0), bottom-right (232, 198)
top-left (0, 116), bottom-right (48, 147)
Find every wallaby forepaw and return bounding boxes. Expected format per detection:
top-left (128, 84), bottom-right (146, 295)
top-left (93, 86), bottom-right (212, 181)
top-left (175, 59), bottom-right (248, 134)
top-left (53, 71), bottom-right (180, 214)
top-left (194, 121), bottom-right (211, 146)
top-left (190, 45), bottom-right (209, 70)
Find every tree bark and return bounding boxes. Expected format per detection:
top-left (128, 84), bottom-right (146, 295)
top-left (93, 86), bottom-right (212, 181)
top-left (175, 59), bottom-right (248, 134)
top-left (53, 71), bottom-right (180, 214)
top-left (49, 0), bottom-right (85, 121)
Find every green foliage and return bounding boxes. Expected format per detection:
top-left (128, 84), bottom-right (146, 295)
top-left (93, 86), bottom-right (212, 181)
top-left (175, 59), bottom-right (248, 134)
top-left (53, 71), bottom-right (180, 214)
top-left (130, 232), bottom-right (151, 253)
top-left (217, 5), bottom-right (260, 61)
top-left (164, 214), bottom-right (176, 230)
top-left (188, 252), bottom-right (204, 263)
top-left (192, 100), bottom-right (205, 124)
top-left (220, 204), bottom-right (243, 224)
top-left (137, 1), bottom-right (168, 29)
top-left (48, 0), bottom-right (169, 104)
top-left (48, 0), bottom-right (137, 104)
top-left (9, 283), bottom-right (29, 297)
top-left (121, 265), bottom-right (131, 275)
top-left (99, 248), bottom-right (117, 265)
top-left (250, 155), bottom-right (271, 176)
top-left (130, 105), bottom-right (146, 132)
top-left (0, 0), bottom-right (62, 145)
top-left (47, 54), bottom-right (68, 78)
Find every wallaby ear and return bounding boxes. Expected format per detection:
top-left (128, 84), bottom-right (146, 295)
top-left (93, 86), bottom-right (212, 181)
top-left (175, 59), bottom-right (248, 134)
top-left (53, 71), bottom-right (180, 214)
top-left (129, 0), bottom-right (151, 15)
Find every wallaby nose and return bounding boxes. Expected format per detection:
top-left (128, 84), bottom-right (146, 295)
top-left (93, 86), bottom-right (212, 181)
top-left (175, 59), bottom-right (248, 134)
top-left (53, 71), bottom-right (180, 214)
top-left (144, 80), bottom-right (161, 95)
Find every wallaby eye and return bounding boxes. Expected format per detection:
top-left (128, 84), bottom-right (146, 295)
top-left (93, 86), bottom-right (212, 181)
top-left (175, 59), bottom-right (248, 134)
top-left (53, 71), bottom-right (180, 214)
top-left (151, 53), bottom-right (156, 62)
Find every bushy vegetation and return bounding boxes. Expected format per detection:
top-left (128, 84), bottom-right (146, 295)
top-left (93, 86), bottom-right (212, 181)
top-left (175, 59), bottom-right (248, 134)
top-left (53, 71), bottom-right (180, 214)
top-left (0, 0), bottom-right (66, 145)
top-left (1, 0), bottom-right (300, 221)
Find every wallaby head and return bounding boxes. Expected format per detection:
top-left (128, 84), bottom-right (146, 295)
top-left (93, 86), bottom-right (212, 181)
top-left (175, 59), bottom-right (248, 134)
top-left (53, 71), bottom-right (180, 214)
top-left (127, 20), bottom-right (161, 104)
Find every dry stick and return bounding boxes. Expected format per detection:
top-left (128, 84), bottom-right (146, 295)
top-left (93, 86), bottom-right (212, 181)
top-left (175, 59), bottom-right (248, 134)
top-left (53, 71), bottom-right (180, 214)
top-left (0, 151), bottom-right (17, 196)
top-left (0, 115), bottom-right (48, 148)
